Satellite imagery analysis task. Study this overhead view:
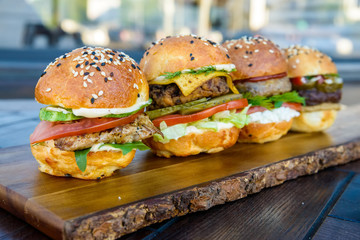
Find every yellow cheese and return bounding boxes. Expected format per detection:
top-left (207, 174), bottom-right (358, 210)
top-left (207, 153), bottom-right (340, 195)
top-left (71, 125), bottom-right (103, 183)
top-left (149, 71), bottom-right (239, 96)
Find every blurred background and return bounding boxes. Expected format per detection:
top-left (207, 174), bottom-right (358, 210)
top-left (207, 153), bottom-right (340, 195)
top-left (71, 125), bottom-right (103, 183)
top-left (0, 0), bottom-right (359, 98)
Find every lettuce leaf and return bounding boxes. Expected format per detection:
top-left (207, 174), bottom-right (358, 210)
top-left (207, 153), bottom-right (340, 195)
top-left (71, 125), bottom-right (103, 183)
top-left (74, 148), bottom-right (91, 172)
top-left (212, 107), bottom-right (250, 128)
top-left (74, 142), bottom-right (149, 172)
top-left (153, 122), bottom-right (187, 143)
top-left (100, 142), bottom-right (150, 155)
top-left (243, 91), bottom-right (305, 109)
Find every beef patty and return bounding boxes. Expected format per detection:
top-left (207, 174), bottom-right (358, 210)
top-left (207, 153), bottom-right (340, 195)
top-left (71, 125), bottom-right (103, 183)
top-left (234, 76), bottom-right (291, 97)
top-left (53, 114), bottom-right (160, 151)
top-left (297, 89), bottom-right (342, 106)
top-left (149, 76), bottom-right (229, 110)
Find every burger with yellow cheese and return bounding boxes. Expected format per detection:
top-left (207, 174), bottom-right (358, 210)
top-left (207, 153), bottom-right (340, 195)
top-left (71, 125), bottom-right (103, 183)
top-left (140, 35), bottom-right (250, 158)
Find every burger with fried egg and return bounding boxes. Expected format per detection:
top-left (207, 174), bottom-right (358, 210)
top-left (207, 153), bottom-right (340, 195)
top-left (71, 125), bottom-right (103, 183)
top-left (140, 35), bottom-right (250, 158)
top-left (30, 47), bottom-right (159, 180)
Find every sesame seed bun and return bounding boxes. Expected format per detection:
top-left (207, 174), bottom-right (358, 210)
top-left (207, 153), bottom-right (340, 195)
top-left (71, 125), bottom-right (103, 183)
top-left (35, 47), bottom-right (148, 109)
top-left (31, 140), bottom-right (135, 180)
top-left (237, 120), bottom-right (293, 143)
top-left (222, 36), bottom-right (287, 80)
top-left (139, 35), bottom-right (232, 81)
top-left (143, 127), bottom-right (240, 158)
top-left (283, 45), bottom-right (337, 78)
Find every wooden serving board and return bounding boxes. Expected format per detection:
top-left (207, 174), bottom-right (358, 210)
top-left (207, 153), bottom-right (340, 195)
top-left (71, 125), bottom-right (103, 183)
top-left (1, 105), bottom-right (360, 240)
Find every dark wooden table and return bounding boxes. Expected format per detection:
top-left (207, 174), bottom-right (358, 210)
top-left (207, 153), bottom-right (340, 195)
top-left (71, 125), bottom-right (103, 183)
top-left (1, 84), bottom-right (360, 240)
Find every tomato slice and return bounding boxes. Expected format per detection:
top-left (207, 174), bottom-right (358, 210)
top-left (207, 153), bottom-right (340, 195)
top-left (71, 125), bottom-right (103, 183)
top-left (152, 99), bottom-right (248, 128)
top-left (281, 102), bottom-right (302, 111)
top-left (290, 76), bottom-right (304, 86)
top-left (30, 111), bottom-right (142, 144)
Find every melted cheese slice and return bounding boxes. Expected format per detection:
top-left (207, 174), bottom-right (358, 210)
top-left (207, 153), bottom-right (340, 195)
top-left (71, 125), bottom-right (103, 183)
top-left (149, 71), bottom-right (239, 96)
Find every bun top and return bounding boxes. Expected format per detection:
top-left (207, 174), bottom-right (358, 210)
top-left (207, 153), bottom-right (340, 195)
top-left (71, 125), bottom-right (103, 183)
top-left (139, 35), bottom-right (232, 81)
top-left (222, 36), bottom-right (287, 80)
top-left (284, 45), bottom-right (337, 78)
top-left (35, 47), bottom-right (148, 109)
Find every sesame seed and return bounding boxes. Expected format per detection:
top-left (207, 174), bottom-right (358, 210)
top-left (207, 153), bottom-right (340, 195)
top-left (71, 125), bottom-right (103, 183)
top-left (86, 66), bottom-right (90, 70)
top-left (109, 58), bottom-right (113, 62)
top-left (108, 77), bottom-right (113, 80)
top-left (84, 72), bottom-right (89, 76)
top-left (74, 72), bottom-right (78, 77)
top-left (80, 64), bottom-right (84, 68)
top-left (92, 94), bottom-right (98, 99)
top-left (254, 49), bottom-right (259, 53)
top-left (90, 97), bottom-right (95, 104)
top-left (56, 63), bottom-right (61, 67)
top-left (76, 64), bottom-right (80, 68)
top-left (98, 90), bottom-right (103, 96)
top-left (190, 40), bottom-right (194, 44)
top-left (87, 79), bottom-right (93, 83)
top-left (292, 65), bottom-right (296, 68)
top-left (243, 55), bottom-right (248, 59)
top-left (101, 62), bottom-right (105, 66)
top-left (90, 72), bottom-right (94, 76)
top-left (137, 93), bottom-right (140, 97)
top-left (45, 88), bottom-right (51, 92)
top-left (248, 63), bottom-right (253, 67)
top-left (40, 72), bottom-right (46, 77)
top-left (83, 82), bottom-right (87, 87)
top-left (110, 72), bottom-right (114, 77)
top-left (96, 67), bottom-right (101, 71)
top-left (146, 52), bottom-right (149, 56)
top-left (131, 64), bottom-right (136, 69)
top-left (137, 66), bottom-right (140, 70)
top-left (129, 69), bottom-right (132, 72)
top-left (296, 59), bottom-right (300, 64)
top-left (190, 57), bottom-right (195, 61)
top-left (101, 72), bottom-right (106, 76)
top-left (269, 49), bottom-right (274, 53)
top-left (80, 70), bottom-right (84, 76)
top-left (104, 77), bottom-right (108, 82)
top-left (190, 53), bottom-right (193, 56)
top-left (85, 61), bottom-right (89, 66)
top-left (90, 62), bottom-right (95, 65)
top-left (133, 83), bottom-right (139, 89)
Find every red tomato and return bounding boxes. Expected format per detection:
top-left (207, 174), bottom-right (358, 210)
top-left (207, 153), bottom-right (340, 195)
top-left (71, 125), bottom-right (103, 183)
top-left (281, 102), bottom-right (302, 111)
top-left (246, 106), bottom-right (268, 115)
top-left (152, 99), bottom-right (248, 128)
top-left (30, 112), bottom-right (142, 144)
top-left (290, 76), bottom-right (305, 86)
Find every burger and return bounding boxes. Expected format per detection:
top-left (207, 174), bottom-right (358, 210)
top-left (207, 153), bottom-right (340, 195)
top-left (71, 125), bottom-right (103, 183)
top-left (140, 35), bottom-right (250, 158)
top-left (222, 36), bottom-right (305, 143)
top-left (30, 47), bottom-right (160, 180)
top-left (284, 45), bottom-right (343, 132)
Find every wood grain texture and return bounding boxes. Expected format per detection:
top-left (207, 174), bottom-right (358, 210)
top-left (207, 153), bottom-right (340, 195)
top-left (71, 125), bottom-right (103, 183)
top-left (329, 174), bottom-right (360, 222)
top-left (313, 217), bottom-right (360, 240)
top-left (150, 169), bottom-right (349, 240)
top-left (0, 105), bottom-right (360, 239)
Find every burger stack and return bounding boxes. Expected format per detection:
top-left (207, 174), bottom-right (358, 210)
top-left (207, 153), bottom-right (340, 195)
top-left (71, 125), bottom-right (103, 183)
top-left (30, 35), bottom-right (343, 180)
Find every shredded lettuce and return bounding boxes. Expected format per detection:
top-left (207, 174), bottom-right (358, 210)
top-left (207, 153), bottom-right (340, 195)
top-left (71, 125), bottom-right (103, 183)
top-left (153, 108), bottom-right (250, 143)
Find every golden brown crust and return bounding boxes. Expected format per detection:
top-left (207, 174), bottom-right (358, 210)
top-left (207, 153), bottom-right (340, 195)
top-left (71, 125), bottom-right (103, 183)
top-left (237, 120), bottom-right (293, 143)
top-left (35, 47), bottom-right (148, 109)
top-left (283, 45), bottom-right (337, 78)
top-left (139, 35), bottom-right (232, 81)
top-left (291, 110), bottom-right (337, 132)
top-left (143, 127), bottom-right (240, 158)
top-left (31, 140), bottom-right (135, 180)
top-left (222, 36), bottom-right (287, 80)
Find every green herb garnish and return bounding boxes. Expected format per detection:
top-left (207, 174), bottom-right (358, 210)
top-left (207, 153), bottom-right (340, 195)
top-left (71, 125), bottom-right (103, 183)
top-left (162, 66), bottom-right (236, 79)
top-left (75, 148), bottom-right (91, 172)
top-left (244, 91), bottom-right (305, 109)
top-left (100, 142), bottom-right (150, 155)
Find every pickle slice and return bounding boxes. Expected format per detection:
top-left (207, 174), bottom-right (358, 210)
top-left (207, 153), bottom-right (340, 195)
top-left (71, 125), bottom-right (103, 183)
top-left (179, 94), bottom-right (243, 115)
top-left (39, 108), bottom-right (83, 122)
top-left (146, 98), bottom-right (207, 120)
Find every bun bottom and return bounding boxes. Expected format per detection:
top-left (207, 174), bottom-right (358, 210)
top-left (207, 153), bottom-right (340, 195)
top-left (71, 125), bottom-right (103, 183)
top-left (291, 110), bottom-right (337, 133)
top-left (143, 127), bottom-right (240, 158)
top-left (31, 140), bottom-right (135, 180)
top-left (237, 120), bottom-right (293, 143)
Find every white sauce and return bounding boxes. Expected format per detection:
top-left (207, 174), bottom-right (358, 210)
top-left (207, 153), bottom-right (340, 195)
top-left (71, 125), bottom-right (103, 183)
top-left (184, 122), bottom-right (234, 135)
top-left (72, 99), bottom-right (151, 118)
top-left (249, 107), bottom-right (300, 124)
top-left (153, 64), bottom-right (236, 82)
top-left (90, 143), bottom-right (122, 152)
top-left (46, 107), bottom-right (70, 114)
